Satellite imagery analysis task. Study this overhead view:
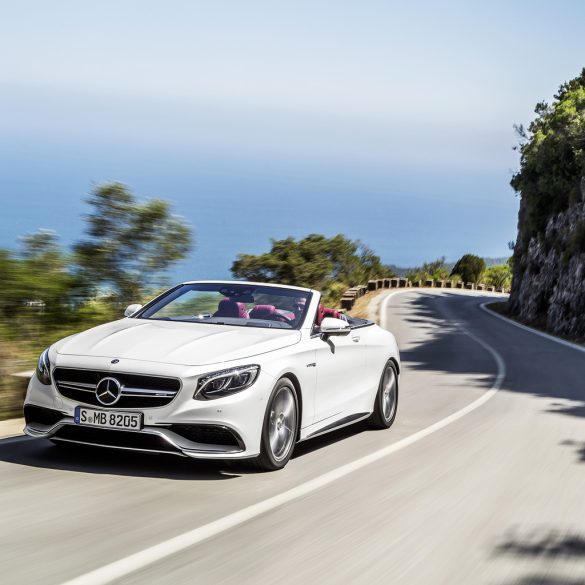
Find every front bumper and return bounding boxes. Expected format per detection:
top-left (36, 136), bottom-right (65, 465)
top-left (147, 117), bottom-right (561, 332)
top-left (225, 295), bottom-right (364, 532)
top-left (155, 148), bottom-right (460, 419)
top-left (24, 405), bottom-right (246, 458)
top-left (24, 360), bottom-right (276, 459)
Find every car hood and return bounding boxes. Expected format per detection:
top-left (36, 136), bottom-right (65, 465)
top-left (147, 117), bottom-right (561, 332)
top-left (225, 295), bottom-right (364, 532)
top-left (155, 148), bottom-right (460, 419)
top-left (55, 319), bottom-right (302, 366)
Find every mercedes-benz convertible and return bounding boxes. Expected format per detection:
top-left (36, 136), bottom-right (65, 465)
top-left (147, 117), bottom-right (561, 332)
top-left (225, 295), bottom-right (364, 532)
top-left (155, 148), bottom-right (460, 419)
top-left (24, 281), bottom-right (400, 470)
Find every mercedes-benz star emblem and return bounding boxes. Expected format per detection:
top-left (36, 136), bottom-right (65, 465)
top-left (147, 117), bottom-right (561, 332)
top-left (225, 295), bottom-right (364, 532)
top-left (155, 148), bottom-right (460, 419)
top-left (95, 377), bottom-right (122, 406)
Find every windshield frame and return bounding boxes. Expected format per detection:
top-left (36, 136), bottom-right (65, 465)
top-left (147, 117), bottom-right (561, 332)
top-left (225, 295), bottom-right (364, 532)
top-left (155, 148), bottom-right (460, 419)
top-left (131, 282), bottom-right (314, 331)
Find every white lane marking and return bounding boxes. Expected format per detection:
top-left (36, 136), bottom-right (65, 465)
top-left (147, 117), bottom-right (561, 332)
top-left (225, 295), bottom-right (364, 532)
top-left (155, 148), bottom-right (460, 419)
top-left (379, 289), bottom-right (400, 325)
top-left (60, 292), bottom-right (506, 585)
top-left (481, 301), bottom-right (585, 355)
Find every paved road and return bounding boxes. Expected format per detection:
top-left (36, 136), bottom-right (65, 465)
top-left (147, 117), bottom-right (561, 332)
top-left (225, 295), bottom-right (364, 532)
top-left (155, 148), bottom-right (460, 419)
top-left (1, 290), bottom-right (585, 585)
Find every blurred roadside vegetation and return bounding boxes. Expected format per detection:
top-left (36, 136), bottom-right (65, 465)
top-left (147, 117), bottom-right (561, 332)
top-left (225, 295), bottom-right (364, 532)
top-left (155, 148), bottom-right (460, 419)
top-left (405, 255), bottom-right (512, 288)
top-left (231, 234), bottom-right (395, 305)
top-left (0, 182), bottom-right (193, 419)
top-left (405, 257), bottom-right (452, 282)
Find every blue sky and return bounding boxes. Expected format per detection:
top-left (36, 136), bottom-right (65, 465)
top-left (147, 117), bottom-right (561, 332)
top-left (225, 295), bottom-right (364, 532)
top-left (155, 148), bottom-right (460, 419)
top-left (1, 1), bottom-right (584, 279)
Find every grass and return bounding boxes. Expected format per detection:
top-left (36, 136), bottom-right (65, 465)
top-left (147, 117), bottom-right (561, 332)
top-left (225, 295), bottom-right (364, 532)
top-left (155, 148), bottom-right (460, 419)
top-left (347, 288), bottom-right (388, 319)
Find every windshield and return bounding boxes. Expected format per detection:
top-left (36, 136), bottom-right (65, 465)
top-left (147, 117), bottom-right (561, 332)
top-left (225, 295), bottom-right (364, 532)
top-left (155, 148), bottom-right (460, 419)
top-left (136, 283), bottom-right (312, 330)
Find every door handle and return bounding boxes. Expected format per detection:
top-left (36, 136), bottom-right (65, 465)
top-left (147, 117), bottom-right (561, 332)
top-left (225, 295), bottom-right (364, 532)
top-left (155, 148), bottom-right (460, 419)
top-left (352, 336), bottom-right (360, 342)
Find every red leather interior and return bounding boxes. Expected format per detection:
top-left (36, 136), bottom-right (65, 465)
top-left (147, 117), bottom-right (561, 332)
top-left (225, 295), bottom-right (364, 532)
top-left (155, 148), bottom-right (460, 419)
top-left (315, 304), bottom-right (326, 326)
top-left (322, 307), bottom-right (342, 320)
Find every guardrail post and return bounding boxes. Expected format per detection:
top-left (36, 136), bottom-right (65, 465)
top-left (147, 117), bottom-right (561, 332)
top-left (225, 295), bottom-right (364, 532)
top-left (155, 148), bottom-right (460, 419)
top-left (341, 296), bottom-right (355, 310)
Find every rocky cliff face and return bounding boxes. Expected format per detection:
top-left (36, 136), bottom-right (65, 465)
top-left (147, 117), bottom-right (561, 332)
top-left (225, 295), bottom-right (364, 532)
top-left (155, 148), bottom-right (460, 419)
top-left (509, 191), bottom-right (585, 340)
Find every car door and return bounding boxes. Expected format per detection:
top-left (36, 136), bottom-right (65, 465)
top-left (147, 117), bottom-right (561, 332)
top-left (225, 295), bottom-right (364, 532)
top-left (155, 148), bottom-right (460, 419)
top-left (310, 326), bottom-right (367, 424)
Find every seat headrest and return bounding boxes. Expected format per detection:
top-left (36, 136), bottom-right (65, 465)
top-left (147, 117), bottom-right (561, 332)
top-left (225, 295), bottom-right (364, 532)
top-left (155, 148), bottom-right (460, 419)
top-left (214, 299), bottom-right (241, 318)
top-left (233, 301), bottom-right (249, 318)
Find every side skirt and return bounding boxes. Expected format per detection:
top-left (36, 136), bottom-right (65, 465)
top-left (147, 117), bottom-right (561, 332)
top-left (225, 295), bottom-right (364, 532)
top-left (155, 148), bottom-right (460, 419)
top-left (303, 412), bottom-right (370, 441)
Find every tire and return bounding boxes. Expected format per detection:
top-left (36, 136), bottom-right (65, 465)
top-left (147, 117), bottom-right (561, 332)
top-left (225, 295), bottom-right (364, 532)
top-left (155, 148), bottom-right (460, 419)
top-left (252, 378), bottom-right (299, 471)
top-left (368, 360), bottom-right (398, 430)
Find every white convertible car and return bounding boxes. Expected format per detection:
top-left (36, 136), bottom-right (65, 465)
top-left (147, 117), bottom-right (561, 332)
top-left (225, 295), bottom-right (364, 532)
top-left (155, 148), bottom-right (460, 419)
top-left (24, 281), bottom-right (400, 470)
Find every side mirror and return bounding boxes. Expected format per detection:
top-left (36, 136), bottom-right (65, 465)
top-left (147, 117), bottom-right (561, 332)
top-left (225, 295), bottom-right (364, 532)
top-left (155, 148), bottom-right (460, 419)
top-left (320, 317), bottom-right (351, 336)
top-left (124, 303), bottom-right (143, 317)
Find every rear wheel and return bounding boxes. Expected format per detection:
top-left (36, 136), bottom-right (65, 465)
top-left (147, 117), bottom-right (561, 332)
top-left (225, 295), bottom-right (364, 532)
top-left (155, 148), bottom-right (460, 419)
top-left (368, 360), bottom-right (398, 429)
top-left (252, 378), bottom-right (298, 471)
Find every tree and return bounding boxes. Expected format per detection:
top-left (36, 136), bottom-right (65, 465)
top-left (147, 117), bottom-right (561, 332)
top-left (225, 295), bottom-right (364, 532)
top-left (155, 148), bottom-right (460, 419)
top-left (451, 254), bottom-right (486, 284)
top-left (0, 232), bottom-right (76, 321)
top-left (74, 183), bottom-right (193, 302)
top-left (231, 234), bottom-right (393, 297)
top-left (407, 257), bottom-right (449, 282)
top-left (483, 264), bottom-right (512, 289)
top-left (511, 68), bottom-right (585, 240)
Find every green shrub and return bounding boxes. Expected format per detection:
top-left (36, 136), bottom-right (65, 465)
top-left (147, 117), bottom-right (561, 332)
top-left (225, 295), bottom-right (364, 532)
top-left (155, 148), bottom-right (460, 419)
top-left (511, 69), bottom-right (585, 240)
top-left (484, 265), bottom-right (512, 289)
top-left (450, 254), bottom-right (486, 284)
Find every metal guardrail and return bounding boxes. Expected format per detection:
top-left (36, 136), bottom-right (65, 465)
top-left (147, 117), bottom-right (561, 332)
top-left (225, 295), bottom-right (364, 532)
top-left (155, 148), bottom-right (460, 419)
top-left (340, 279), bottom-right (509, 310)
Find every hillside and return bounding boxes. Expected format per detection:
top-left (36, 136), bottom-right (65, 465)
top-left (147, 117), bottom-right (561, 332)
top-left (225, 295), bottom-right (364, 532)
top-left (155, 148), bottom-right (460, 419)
top-left (509, 68), bottom-right (585, 339)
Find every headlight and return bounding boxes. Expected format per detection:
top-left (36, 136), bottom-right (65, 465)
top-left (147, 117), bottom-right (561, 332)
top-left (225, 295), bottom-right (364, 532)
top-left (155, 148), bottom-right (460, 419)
top-left (36, 348), bottom-right (51, 385)
top-left (194, 365), bottom-right (260, 400)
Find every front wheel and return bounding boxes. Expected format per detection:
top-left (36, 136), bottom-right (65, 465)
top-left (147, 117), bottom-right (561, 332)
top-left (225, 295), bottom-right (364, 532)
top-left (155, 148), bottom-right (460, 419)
top-left (368, 360), bottom-right (398, 430)
top-left (252, 378), bottom-right (298, 471)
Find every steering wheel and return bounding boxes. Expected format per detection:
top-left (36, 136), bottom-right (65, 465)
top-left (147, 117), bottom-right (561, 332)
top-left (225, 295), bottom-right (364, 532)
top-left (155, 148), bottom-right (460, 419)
top-left (273, 312), bottom-right (295, 325)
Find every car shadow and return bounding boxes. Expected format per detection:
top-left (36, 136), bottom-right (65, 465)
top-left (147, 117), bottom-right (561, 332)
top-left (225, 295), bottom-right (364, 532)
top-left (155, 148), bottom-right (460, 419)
top-left (0, 419), bottom-right (370, 479)
top-left (292, 420), bottom-right (368, 459)
top-left (0, 435), bottom-right (238, 480)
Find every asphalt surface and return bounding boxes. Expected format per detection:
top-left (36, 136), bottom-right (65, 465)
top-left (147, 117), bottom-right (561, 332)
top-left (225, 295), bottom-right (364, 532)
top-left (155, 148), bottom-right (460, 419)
top-left (1, 290), bottom-right (585, 585)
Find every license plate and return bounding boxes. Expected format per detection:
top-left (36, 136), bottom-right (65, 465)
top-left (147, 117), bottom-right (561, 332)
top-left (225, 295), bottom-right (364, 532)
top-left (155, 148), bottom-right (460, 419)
top-left (74, 406), bottom-right (143, 430)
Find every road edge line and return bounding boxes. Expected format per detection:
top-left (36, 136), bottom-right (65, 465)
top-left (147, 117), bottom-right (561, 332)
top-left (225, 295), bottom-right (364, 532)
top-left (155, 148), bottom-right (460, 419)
top-left (480, 301), bottom-right (585, 355)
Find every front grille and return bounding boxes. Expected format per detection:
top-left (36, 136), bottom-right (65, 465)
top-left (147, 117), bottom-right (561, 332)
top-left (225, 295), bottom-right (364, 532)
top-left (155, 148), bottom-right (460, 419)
top-left (169, 424), bottom-right (243, 448)
top-left (24, 405), bottom-right (65, 427)
top-left (53, 368), bottom-right (181, 409)
top-left (53, 425), bottom-right (180, 454)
